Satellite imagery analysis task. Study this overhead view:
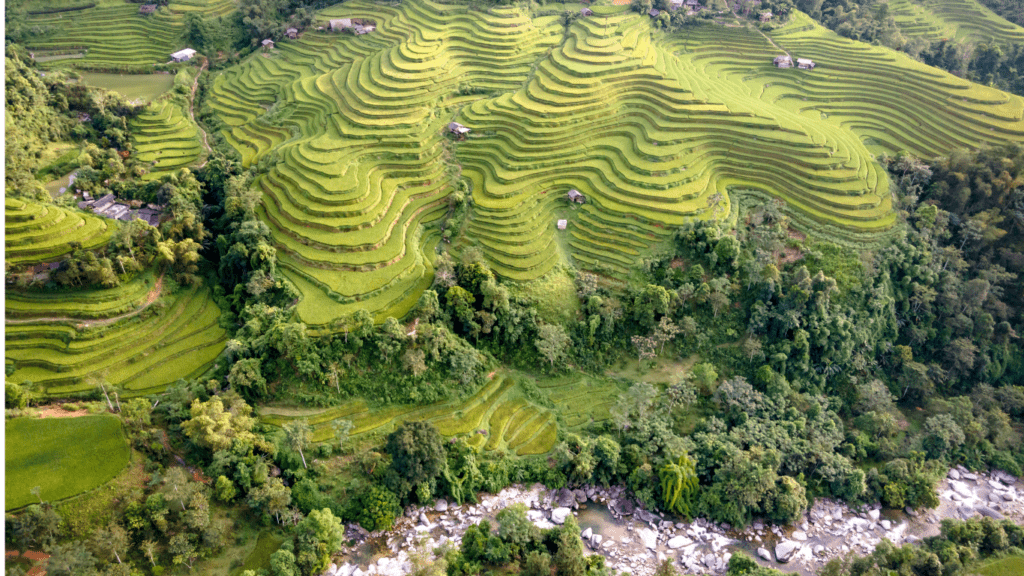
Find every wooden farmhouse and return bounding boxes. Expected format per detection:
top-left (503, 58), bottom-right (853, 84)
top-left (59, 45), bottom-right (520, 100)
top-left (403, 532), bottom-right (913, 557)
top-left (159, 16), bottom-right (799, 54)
top-left (139, 4), bottom-right (157, 15)
top-left (286, 27), bottom-right (299, 39)
top-left (773, 55), bottom-right (793, 68)
top-left (581, 7), bottom-right (594, 16)
top-left (797, 58), bottom-right (816, 69)
top-left (557, 219), bottom-right (568, 230)
top-left (567, 189), bottom-right (586, 203)
top-left (760, 11), bottom-right (773, 22)
top-left (262, 39), bottom-right (275, 50)
top-left (649, 8), bottom-right (661, 17)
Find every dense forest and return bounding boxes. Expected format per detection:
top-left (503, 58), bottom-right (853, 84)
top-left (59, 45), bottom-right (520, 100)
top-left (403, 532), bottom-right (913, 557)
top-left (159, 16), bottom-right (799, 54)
top-left (5, 6), bottom-right (1024, 574)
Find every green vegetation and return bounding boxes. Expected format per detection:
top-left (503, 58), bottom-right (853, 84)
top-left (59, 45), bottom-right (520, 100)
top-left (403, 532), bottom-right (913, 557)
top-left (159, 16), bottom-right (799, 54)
top-left (976, 555), bottom-right (1024, 576)
top-left (132, 99), bottom-right (203, 180)
top-left (78, 71), bottom-right (175, 101)
top-left (5, 197), bottom-right (114, 266)
top-left (5, 414), bottom-right (130, 510)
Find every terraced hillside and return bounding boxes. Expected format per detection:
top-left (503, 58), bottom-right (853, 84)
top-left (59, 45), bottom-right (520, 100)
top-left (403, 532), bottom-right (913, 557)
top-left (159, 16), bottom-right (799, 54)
top-left (662, 13), bottom-right (1024, 161)
top-left (131, 99), bottom-right (203, 179)
top-left (261, 373), bottom-right (623, 456)
top-left (208, 0), bottom-right (564, 326)
top-left (884, 0), bottom-right (1024, 46)
top-left (22, 0), bottom-right (230, 70)
top-left (5, 197), bottom-right (114, 267)
top-left (5, 274), bottom-right (227, 398)
top-left (208, 1), bottom-right (1024, 324)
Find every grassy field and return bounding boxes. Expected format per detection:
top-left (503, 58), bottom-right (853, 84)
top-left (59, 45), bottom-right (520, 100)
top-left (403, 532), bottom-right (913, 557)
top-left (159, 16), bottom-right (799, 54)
top-left (78, 71), bottom-right (175, 101)
top-left (975, 555), bottom-right (1024, 576)
top-left (5, 414), bottom-right (130, 510)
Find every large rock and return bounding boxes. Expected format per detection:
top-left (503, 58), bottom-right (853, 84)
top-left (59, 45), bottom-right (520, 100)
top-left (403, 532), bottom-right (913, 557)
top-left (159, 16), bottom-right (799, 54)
top-left (867, 510), bottom-right (880, 522)
top-left (551, 507), bottom-right (572, 525)
top-left (667, 535), bottom-right (692, 549)
top-left (792, 530), bottom-right (808, 541)
top-left (435, 500), bottom-right (448, 512)
top-left (556, 488), bottom-right (577, 508)
top-left (775, 541), bottom-right (801, 563)
top-left (976, 506), bottom-right (1005, 520)
top-left (637, 528), bottom-right (658, 550)
top-left (948, 469), bottom-right (961, 481)
top-left (757, 548), bottom-right (772, 561)
top-left (581, 527), bottom-right (593, 540)
top-left (950, 481), bottom-right (974, 499)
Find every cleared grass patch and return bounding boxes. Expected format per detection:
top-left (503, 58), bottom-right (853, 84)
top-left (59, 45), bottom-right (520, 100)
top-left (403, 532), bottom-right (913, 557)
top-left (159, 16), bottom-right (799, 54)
top-left (5, 414), bottom-right (130, 510)
top-left (78, 72), bottom-right (174, 101)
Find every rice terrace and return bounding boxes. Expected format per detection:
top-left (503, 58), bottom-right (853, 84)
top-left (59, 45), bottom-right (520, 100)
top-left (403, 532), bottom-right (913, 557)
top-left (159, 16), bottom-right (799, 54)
top-left (5, 0), bottom-right (1024, 573)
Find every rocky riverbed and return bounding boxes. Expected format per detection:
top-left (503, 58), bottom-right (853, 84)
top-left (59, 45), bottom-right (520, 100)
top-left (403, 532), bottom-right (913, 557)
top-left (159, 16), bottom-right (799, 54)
top-left (322, 466), bottom-right (1023, 576)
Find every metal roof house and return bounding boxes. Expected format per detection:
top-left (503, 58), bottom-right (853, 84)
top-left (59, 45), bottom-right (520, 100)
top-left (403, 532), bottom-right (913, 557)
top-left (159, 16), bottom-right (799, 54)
top-left (171, 48), bottom-right (197, 62)
top-left (449, 122), bottom-right (471, 136)
top-left (262, 39), bottom-right (275, 49)
top-left (287, 27), bottom-right (299, 39)
top-left (568, 189), bottom-right (585, 203)
top-left (649, 8), bottom-right (661, 17)
top-left (581, 7), bottom-right (594, 16)
top-left (557, 219), bottom-right (568, 230)
top-left (760, 11), bottom-right (773, 21)
top-left (773, 55), bottom-right (793, 68)
top-left (797, 58), bottom-right (816, 69)
top-left (139, 4), bottom-right (157, 15)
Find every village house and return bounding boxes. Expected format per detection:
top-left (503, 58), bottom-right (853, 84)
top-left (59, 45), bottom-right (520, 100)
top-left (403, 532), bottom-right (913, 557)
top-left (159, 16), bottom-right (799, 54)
top-left (773, 55), bottom-right (793, 68)
top-left (649, 8), bottom-right (661, 17)
top-left (760, 11), bottom-right (772, 22)
top-left (262, 39), bottom-right (275, 50)
top-left (557, 219), bottom-right (568, 230)
top-left (171, 48), bottom-right (197, 62)
top-left (684, 0), bottom-right (702, 10)
top-left (581, 7), bottom-right (594, 16)
top-left (797, 58), bottom-right (815, 69)
top-left (287, 27), bottom-right (299, 39)
top-left (567, 189), bottom-right (586, 204)
top-left (330, 18), bottom-right (352, 31)
top-left (139, 4), bottom-right (157, 15)
top-left (448, 122), bottom-right (471, 137)
top-left (352, 23), bottom-right (375, 35)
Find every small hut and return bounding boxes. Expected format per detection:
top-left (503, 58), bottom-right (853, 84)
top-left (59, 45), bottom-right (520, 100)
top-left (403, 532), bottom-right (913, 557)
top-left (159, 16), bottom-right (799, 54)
top-left (649, 8), bottom-right (661, 17)
top-left (330, 18), bottom-right (352, 31)
top-left (684, 0), bottom-right (701, 9)
top-left (171, 48), bottom-right (197, 62)
top-left (759, 11), bottom-right (773, 22)
top-left (286, 28), bottom-right (299, 39)
top-left (581, 7), bottom-right (594, 16)
top-left (139, 4), bottom-right (157, 15)
top-left (448, 122), bottom-right (471, 137)
top-left (567, 189), bottom-right (585, 204)
top-left (557, 219), bottom-right (568, 230)
top-left (773, 55), bottom-right (793, 68)
top-left (262, 39), bottom-right (275, 50)
top-left (797, 58), bottom-right (815, 69)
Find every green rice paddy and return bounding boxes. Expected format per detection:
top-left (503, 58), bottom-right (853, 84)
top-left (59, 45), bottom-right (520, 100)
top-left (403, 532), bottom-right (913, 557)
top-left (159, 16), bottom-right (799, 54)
top-left (131, 99), bottom-right (203, 179)
top-left (5, 414), bottom-right (130, 510)
top-left (5, 274), bottom-right (228, 398)
top-left (261, 373), bottom-right (624, 456)
top-left (78, 72), bottom-right (175, 101)
top-left (204, 1), bottom-right (1023, 327)
top-left (5, 197), bottom-right (114, 266)
top-left (884, 0), bottom-right (1024, 46)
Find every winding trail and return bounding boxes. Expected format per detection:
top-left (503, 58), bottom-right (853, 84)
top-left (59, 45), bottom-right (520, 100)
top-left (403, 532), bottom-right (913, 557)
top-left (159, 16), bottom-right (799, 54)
top-left (5, 275), bottom-right (164, 328)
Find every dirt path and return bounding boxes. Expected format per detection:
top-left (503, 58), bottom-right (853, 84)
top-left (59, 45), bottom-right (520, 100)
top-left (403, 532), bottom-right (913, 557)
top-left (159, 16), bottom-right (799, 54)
top-left (37, 405), bottom-right (92, 419)
top-left (5, 275), bottom-right (164, 328)
top-left (729, 7), bottom-right (790, 57)
top-left (190, 59), bottom-right (213, 169)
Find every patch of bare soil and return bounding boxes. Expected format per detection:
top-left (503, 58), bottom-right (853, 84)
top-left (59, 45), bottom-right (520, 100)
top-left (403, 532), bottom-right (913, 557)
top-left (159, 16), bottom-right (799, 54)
top-left (36, 405), bottom-right (92, 419)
